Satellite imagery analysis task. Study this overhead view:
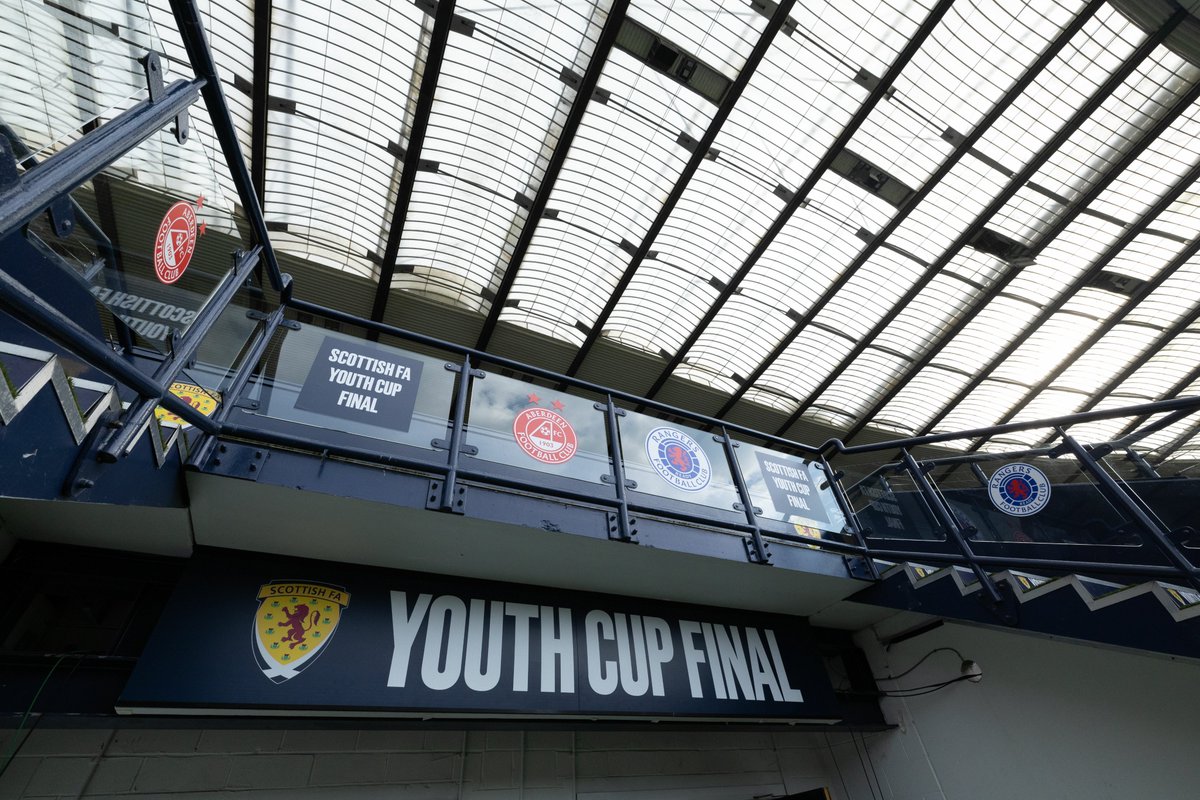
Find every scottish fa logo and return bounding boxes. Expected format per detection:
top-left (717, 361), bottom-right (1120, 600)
top-left (988, 463), bottom-right (1051, 517)
top-left (253, 581), bottom-right (350, 683)
top-left (645, 427), bottom-right (711, 492)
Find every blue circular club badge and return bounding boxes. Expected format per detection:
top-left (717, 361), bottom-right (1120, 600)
top-left (988, 462), bottom-right (1051, 517)
top-left (645, 427), bottom-right (711, 492)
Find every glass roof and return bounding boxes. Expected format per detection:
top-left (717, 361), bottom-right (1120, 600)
top-left (9, 0), bottom-right (1200, 464)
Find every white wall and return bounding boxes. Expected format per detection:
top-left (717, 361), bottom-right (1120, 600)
top-left (0, 725), bottom-right (857, 799)
top-left (850, 620), bottom-right (1200, 799)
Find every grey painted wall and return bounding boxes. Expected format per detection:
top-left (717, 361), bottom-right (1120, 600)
top-left (852, 620), bottom-right (1200, 799)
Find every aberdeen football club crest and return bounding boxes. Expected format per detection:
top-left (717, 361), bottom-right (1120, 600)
top-left (646, 426), bottom-right (711, 492)
top-left (253, 581), bottom-right (350, 684)
top-left (988, 463), bottom-right (1051, 517)
top-left (153, 196), bottom-right (207, 284)
top-left (513, 393), bottom-right (578, 465)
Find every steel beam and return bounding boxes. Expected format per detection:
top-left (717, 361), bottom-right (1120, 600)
top-left (0, 78), bottom-right (203, 241)
top-left (369, 0), bottom-right (458, 326)
top-left (474, 0), bottom-right (629, 351)
top-left (651, 0), bottom-right (1098, 408)
top-left (778, 9), bottom-right (1192, 440)
top-left (250, 0), bottom-right (272, 202)
top-left (169, 0), bottom-right (285, 291)
top-left (563, 0), bottom-right (807, 377)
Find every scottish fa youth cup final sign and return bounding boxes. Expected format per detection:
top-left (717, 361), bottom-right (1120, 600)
top-left (119, 552), bottom-right (839, 722)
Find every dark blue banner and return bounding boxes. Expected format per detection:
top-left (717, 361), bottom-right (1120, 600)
top-left (119, 551), bottom-right (840, 721)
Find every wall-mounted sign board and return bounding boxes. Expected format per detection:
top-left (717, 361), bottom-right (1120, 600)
top-left (118, 551), bottom-right (841, 723)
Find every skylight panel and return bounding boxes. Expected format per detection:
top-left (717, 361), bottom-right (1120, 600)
top-left (886, 157), bottom-right (1008, 264)
top-left (391, 0), bottom-right (601, 308)
top-left (265, 0), bottom-right (425, 275)
top-left (500, 50), bottom-right (717, 344)
top-left (791, 0), bottom-right (932, 81)
top-left (971, 5), bottom-right (1141, 176)
top-left (1029, 44), bottom-right (1196, 210)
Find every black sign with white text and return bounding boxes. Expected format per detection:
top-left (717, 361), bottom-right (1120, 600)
top-left (294, 336), bottom-right (423, 430)
top-left (754, 451), bottom-right (831, 527)
top-left (118, 552), bottom-right (840, 721)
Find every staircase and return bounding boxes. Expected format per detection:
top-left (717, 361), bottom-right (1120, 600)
top-left (853, 559), bottom-right (1200, 659)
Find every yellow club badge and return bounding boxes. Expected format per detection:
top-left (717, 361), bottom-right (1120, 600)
top-left (253, 581), bottom-right (350, 684)
top-left (155, 381), bottom-right (220, 427)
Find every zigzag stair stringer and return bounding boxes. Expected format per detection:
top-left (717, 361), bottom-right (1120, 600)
top-left (877, 558), bottom-right (1200, 624)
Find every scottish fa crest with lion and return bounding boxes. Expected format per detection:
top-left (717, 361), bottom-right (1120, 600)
top-left (253, 581), bottom-right (350, 683)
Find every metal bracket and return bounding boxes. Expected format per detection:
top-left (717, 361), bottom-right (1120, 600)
top-left (233, 398), bottom-right (260, 411)
top-left (445, 362), bottom-right (485, 378)
top-left (427, 478), bottom-right (466, 514)
top-left (47, 196), bottom-right (75, 238)
top-left (976, 577), bottom-right (1019, 626)
top-left (140, 51), bottom-right (188, 144)
top-left (431, 438), bottom-right (478, 455)
top-left (732, 502), bottom-right (762, 515)
top-left (208, 442), bottom-right (268, 481)
top-left (600, 474), bottom-right (637, 489)
top-left (593, 402), bottom-right (626, 416)
top-left (844, 555), bottom-right (878, 581)
top-left (606, 511), bottom-right (638, 542)
top-left (744, 536), bottom-right (773, 565)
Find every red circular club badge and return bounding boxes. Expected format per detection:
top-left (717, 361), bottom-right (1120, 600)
top-left (513, 407), bottom-right (578, 465)
top-left (153, 200), bottom-right (197, 284)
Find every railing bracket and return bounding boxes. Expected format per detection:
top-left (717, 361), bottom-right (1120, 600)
top-left (744, 536), bottom-right (772, 565)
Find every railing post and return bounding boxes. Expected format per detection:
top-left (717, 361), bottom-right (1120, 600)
top-left (599, 395), bottom-right (636, 542)
top-left (819, 456), bottom-right (878, 579)
top-left (1058, 428), bottom-right (1200, 590)
top-left (718, 427), bottom-right (770, 565)
top-left (437, 354), bottom-right (475, 512)
top-left (899, 449), bottom-right (1005, 606)
top-left (167, 0), bottom-right (285, 291)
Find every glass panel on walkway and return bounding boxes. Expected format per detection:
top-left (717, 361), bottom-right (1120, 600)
top-left (617, 410), bottom-right (741, 516)
top-left (238, 320), bottom-right (455, 450)
top-left (463, 372), bottom-right (613, 492)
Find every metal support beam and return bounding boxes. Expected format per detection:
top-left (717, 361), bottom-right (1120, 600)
top-left (1125, 447), bottom-right (1160, 479)
top-left (1057, 429), bottom-right (1200, 589)
top-left (779, 9), bottom-right (1189, 440)
top-left (660, 0), bottom-right (1096, 410)
top-left (96, 247), bottom-right (262, 461)
top-left (474, 0), bottom-right (629, 351)
top-left (563, 0), bottom-right (804, 377)
top-left (602, 395), bottom-right (636, 542)
top-left (820, 455), bottom-right (877, 579)
top-left (250, 0), bottom-right (272, 203)
top-left (438, 353), bottom-right (473, 511)
top-left (168, 0), bottom-right (285, 292)
top-left (370, 0), bottom-right (458, 326)
top-left (0, 268), bottom-right (218, 432)
top-left (719, 428), bottom-right (769, 564)
top-left (0, 78), bottom-right (203, 241)
top-left (899, 449), bottom-right (1004, 607)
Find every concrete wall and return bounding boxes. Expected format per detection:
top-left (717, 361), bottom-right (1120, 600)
top-left (0, 726), bottom-right (853, 799)
top-left (849, 620), bottom-right (1200, 799)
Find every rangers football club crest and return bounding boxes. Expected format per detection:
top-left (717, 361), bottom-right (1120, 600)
top-left (645, 426), bottom-right (711, 492)
top-left (988, 462), bottom-right (1051, 517)
top-left (154, 381), bottom-right (220, 428)
top-left (153, 197), bottom-right (206, 284)
top-left (253, 581), bottom-right (350, 684)
top-left (513, 394), bottom-right (578, 465)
